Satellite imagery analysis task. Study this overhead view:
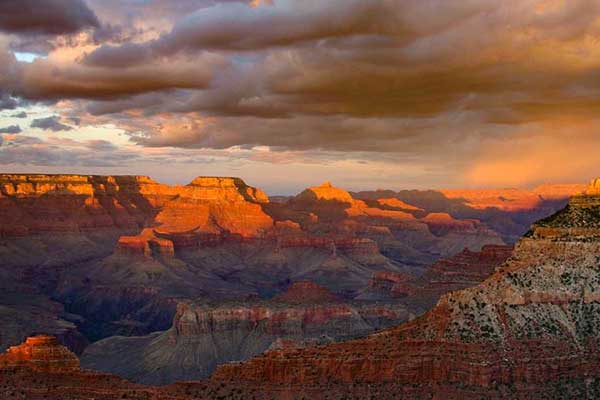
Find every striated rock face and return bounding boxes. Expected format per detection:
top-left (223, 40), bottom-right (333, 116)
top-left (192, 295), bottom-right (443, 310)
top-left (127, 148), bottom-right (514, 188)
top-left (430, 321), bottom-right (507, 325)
top-left (0, 174), bottom-right (273, 239)
top-left (81, 283), bottom-right (408, 385)
top-left (0, 335), bottom-right (79, 372)
top-left (358, 244), bottom-right (513, 312)
top-left (410, 244), bottom-right (513, 297)
top-left (207, 180), bottom-right (600, 398)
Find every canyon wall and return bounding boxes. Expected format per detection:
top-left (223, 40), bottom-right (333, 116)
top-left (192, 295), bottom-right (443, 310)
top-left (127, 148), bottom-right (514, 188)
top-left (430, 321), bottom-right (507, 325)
top-left (207, 180), bottom-right (600, 399)
top-left (81, 281), bottom-right (408, 385)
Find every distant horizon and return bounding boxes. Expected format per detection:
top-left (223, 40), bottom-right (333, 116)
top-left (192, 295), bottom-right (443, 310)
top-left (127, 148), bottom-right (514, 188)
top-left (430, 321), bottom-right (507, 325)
top-left (0, 169), bottom-right (589, 197)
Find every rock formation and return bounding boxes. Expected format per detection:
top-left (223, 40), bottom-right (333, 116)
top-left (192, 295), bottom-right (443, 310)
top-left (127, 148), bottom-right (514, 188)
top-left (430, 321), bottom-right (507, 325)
top-left (207, 179), bottom-right (600, 398)
top-left (354, 184), bottom-right (585, 243)
top-left (0, 335), bottom-right (205, 399)
top-left (0, 174), bottom-right (587, 397)
top-left (81, 281), bottom-right (408, 385)
top-left (0, 335), bottom-right (79, 371)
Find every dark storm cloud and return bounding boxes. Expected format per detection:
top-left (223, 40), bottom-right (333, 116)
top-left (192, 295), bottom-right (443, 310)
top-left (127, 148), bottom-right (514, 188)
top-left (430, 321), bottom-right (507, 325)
top-left (18, 52), bottom-right (226, 101)
top-left (0, 125), bottom-right (22, 134)
top-left (31, 116), bottom-right (73, 132)
top-left (73, 0), bottom-right (600, 127)
top-left (0, 0), bottom-right (99, 36)
top-left (0, 93), bottom-right (18, 110)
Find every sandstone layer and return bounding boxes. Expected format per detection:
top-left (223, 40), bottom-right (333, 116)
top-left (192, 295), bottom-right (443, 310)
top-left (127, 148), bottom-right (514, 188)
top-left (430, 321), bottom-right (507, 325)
top-left (81, 281), bottom-right (408, 385)
top-left (0, 335), bottom-right (79, 372)
top-left (207, 179), bottom-right (600, 399)
top-left (0, 174), bottom-right (584, 395)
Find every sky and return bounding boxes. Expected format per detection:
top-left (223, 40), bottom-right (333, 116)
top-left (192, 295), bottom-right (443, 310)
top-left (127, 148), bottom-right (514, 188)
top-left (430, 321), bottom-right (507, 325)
top-left (0, 0), bottom-right (600, 194)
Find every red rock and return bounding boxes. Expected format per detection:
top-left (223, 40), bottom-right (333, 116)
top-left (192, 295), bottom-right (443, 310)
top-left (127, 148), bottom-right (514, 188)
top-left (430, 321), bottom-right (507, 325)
top-left (273, 281), bottom-right (340, 304)
top-left (376, 197), bottom-right (423, 211)
top-left (117, 235), bottom-right (151, 257)
top-left (0, 335), bottom-right (79, 372)
top-left (205, 187), bottom-right (600, 398)
top-left (0, 174), bottom-right (273, 239)
top-left (362, 245), bottom-right (513, 304)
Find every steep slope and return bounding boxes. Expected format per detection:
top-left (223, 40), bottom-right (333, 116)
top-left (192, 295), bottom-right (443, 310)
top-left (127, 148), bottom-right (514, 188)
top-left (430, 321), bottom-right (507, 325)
top-left (0, 174), bottom-right (276, 346)
top-left (208, 180), bottom-right (600, 399)
top-left (0, 174), bottom-right (582, 371)
top-left (359, 245), bottom-right (513, 309)
top-left (81, 281), bottom-right (408, 385)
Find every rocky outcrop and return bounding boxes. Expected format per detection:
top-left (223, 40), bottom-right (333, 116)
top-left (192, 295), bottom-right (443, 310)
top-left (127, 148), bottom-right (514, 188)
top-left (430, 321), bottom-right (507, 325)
top-left (295, 181), bottom-right (354, 203)
top-left (81, 284), bottom-right (409, 385)
top-left (358, 244), bottom-right (512, 312)
top-left (0, 336), bottom-right (206, 400)
top-left (207, 179), bottom-right (600, 398)
top-left (0, 174), bottom-right (273, 240)
top-left (0, 335), bottom-right (79, 372)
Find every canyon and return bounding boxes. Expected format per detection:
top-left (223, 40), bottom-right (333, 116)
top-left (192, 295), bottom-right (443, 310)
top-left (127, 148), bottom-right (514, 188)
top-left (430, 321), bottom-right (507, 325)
top-left (0, 173), bottom-right (587, 398)
top-left (203, 180), bottom-right (600, 399)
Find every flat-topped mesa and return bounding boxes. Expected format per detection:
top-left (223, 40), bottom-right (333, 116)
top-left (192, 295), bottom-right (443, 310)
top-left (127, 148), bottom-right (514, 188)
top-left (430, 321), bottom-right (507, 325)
top-left (116, 231), bottom-right (175, 259)
top-left (295, 181), bottom-right (355, 203)
top-left (0, 173), bottom-right (273, 239)
top-left (185, 177), bottom-right (269, 203)
top-left (0, 174), bottom-right (159, 196)
top-left (0, 335), bottom-right (80, 372)
top-left (422, 212), bottom-right (480, 235)
top-left (149, 177), bottom-right (273, 241)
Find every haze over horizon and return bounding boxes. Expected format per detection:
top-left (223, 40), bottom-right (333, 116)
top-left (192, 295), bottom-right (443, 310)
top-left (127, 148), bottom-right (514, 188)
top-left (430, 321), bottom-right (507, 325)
top-left (1, 0), bottom-right (600, 192)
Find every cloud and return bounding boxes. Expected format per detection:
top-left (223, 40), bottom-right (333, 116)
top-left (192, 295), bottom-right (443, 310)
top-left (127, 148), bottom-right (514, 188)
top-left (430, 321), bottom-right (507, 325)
top-left (0, 133), bottom-right (137, 167)
top-left (0, 0), bottom-right (99, 36)
top-left (31, 116), bottom-right (73, 131)
top-left (0, 125), bottom-right (22, 134)
top-left (85, 139), bottom-right (117, 151)
top-left (10, 111), bottom-right (27, 118)
top-left (18, 52), bottom-right (226, 101)
top-left (3, 0), bottom-right (600, 188)
top-left (0, 92), bottom-right (18, 110)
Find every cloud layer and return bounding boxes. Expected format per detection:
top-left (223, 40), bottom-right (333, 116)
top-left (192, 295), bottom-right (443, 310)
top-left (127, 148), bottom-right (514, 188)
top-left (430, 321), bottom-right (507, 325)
top-left (0, 0), bottom-right (99, 36)
top-left (1, 0), bottom-right (600, 189)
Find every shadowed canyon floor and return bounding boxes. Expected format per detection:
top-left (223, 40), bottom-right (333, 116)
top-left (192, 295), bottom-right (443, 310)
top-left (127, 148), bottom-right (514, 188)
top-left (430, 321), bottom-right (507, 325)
top-left (0, 174), bottom-right (589, 398)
